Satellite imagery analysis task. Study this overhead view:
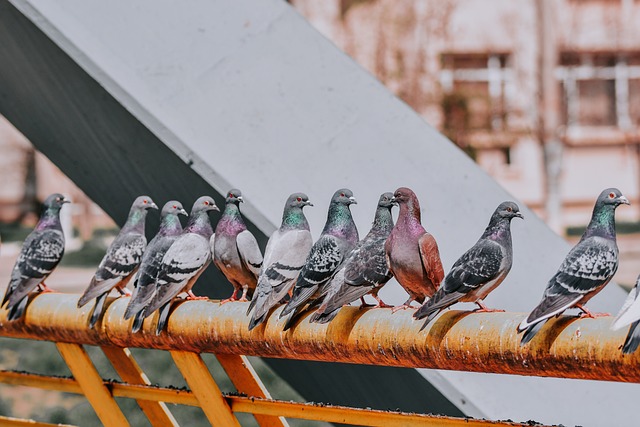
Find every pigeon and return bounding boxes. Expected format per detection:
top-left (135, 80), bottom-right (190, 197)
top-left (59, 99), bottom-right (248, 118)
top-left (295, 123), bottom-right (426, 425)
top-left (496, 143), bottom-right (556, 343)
top-left (518, 188), bottom-right (629, 346)
top-left (280, 189), bottom-right (359, 330)
top-left (385, 187), bottom-right (444, 311)
top-left (310, 192), bottom-right (397, 324)
top-left (2, 193), bottom-right (69, 321)
top-left (123, 201), bottom-right (188, 333)
top-left (414, 201), bottom-right (523, 330)
top-left (143, 196), bottom-right (219, 335)
top-left (212, 189), bottom-right (263, 303)
top-left (612, 275), bottom-right (640, 354)
top-left (247, 193), bottom-right (313, 331)
top-left (77, 196), bottom-right (158, 329)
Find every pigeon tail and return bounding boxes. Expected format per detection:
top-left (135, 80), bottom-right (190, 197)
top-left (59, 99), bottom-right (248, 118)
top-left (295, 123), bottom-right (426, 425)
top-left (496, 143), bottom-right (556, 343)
top-left (520, 321), bottom-right (545, 346)
top-left (155, 302), bottom-right (172, 336)
top-left (131, 310), bottom-right (145, 333)
top-left (622, 320), bottom-right (640, 354)
top-left (7, 297), bottom-right (28, 321)
top-left (419, 310), bottom-right (442, 332)
top-left (309, 308), bottom-right (339, 324)
top-left (248, 311), bottom-right (268, 331)
top-left (89, 293), bottom-right (108, 329)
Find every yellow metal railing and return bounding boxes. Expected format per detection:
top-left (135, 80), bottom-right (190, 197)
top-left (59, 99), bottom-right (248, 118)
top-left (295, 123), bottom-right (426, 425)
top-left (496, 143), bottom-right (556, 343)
top-left (3, 292), bottom-right (634, 426)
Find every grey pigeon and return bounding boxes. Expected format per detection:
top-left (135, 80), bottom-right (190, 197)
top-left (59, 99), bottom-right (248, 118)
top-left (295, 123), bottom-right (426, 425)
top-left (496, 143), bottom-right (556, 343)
top-left (212, 189), bottom-right (263, 303)
top-left (2, 194), bottom-right (69, 321)
top-left (78, 196), bottom-right (158, 329)
top-left (518, 188), bottom-right (629, 346)
top-left (385, 187), bottom-right (444, 311)
top-left (310, 192), bottom-right (397, 324)
top-left (247, 193), bottom-right (313, 331)
top-left (414, 201), bottom-right (523, 330)
top-left (123, 201), bottom-right (187, 333)
top-left (612, 274), bottom-right (640, 354)
top-left (144, 196), bottom-right (219, 335)
top-left (280, 189), bottom-right (359, 331)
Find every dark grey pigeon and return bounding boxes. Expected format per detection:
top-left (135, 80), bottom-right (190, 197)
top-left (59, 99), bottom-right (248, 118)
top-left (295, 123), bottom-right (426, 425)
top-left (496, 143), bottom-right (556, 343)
top-left (414, 201), bottom-right (523, 331)
top-left (123, 201), bottom-right (187, 333)
top-left (518, 188), bottom-right (629, 346)
top-left (247, 193), bottom-right (313, 331)
top-left (310, 192), bottom-right (396, 324)
top-left (212, 189), bottom-right (263, 303)
top-left (78, 196), bottom-right (158, 329)
top-left (280, 189), bottom-right (359, 331)
top-left (144, 196), bottom-right (219, 335)
top-left (612, 274), bottom-right (640, 354)
top-left (2, 194), bottom-right (69, 321)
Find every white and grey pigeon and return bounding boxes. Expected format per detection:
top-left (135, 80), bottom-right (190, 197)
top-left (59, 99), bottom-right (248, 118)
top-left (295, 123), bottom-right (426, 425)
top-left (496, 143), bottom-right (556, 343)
top-left (2, 194), bottom-right (69, 321)
top-left (212, 189), bottom-right (263, 303)
top-left (280, 189), bottom-right (359, 331)
top-left (144, 196), bottom-right (219, 335)
top-left (612, 274), bottom-right (640, 354)
top-left (310, 192), bottom-right (396, 324)
top-left (518, 188), bottom-right (629, 346)
top-left (78, 196), bottom-right (158, 329)
top-left (414, 201), bottom-right (523, 331)
top-left (246, 193), bottom-right (313, 331)
top-left (123, 201), bottom-right (187, 333)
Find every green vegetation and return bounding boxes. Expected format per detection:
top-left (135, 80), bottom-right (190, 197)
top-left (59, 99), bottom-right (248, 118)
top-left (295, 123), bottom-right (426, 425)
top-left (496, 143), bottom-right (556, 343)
top-left (0, 337), bottom-right (320, 426)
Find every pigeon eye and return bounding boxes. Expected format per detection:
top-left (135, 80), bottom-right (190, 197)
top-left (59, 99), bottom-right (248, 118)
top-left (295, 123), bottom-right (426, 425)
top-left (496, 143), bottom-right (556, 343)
top-left (609, 192), bottom-right (615, 199)
top-left (229, 193), bottom-right (234, 198)
top-left (340, 193), bottom-right (345, 197)
top-left (173, 205), bottom-right (177, 209)
top-left (204, 200), bottom-right (210, 206)
top-left (143, 200), bottom-right (148, 204)
top-left (296, 197), bottom-right (302, 202)
top-left (507, 207), bottom-right (513, 212)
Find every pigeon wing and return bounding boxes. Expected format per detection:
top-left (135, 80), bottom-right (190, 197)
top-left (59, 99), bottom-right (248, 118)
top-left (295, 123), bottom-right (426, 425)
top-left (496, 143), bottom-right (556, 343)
top-left (236, 230), bottom-right (263, 277)
top-left (418, 232), bottom-right (445, 290)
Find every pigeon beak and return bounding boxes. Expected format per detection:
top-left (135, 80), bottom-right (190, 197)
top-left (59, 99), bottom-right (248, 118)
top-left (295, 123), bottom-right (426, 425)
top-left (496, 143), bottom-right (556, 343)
top-left (61, 198), bottom-right (71, 204)
top-left (349, 196), bottom-right (357, 205)
top-left (618, 196), bottom-right (630, 205)
top-left (514, 212), bottom-right (524, 219)
top-left (237, 196), bottom-right (244, 203)
top-left (179, 208), bottom-right (188, 216)
top-left (150, 202), bottom-right (159, 210)
top-left (305, 201), bottom-right (314, 207)
top-left (212, 205), bottom-right (221, 212)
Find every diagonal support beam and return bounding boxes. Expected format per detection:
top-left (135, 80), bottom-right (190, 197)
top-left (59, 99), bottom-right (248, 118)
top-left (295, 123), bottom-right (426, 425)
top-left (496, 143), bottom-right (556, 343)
top-left (170, 350), bottom-right (240, 427)
top-left (55, 343), bottom-right (129, 427)
top-left (102, 346), bottom-right (178, 427)
top-left (216, 354), bottom-right (289, 427)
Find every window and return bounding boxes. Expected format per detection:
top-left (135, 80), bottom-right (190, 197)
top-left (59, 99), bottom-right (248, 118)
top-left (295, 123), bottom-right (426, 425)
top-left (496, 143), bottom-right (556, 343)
top-left (439, 53), bottom-right (512, 149)
top-left (559, 52), bottom-right (640, 129)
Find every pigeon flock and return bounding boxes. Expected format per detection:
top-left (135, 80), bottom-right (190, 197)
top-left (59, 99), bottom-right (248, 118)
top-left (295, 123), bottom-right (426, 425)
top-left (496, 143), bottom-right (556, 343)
top-left (1, 187), bottom-right (639, 352)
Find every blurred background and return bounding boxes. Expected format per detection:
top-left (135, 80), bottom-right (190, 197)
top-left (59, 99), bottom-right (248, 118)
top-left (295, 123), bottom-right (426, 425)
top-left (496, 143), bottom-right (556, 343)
top-left (1, 0), bottom-right (640, 425)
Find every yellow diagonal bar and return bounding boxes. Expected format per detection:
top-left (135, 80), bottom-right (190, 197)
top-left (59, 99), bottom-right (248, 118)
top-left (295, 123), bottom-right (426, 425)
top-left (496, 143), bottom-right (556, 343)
top-left (55, 342), bottom-right (130, 427)
top-left (170, 351), bottom-right (240, 427)
top-left (102, 346), bottom-right (178, 427)
top-left (216, 354), bottom-right (288, 427)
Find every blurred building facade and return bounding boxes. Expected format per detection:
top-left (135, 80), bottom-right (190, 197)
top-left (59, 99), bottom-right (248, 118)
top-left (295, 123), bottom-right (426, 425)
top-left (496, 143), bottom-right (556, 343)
top-left (0, 115), bottom-right (114, 242)
top-left (293, 0), bottom-right (640, 231)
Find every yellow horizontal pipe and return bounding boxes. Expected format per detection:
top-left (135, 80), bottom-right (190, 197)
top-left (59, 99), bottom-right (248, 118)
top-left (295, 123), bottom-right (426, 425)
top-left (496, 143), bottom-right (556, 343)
top-left (0, 293), bottom-right (639, 382)
top-left (0, 415), bottom-right (76, 427)
top-left (0, 371), bottom-right (534, 426)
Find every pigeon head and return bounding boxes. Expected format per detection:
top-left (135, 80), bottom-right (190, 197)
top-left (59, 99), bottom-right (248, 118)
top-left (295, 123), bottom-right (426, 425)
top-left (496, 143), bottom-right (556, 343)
top-left (225, 189), bottom-right (244, 205)
top-left (190, 196), bottom-right (220, 215)
top-left (597, 188), bottom-right (630, 209)
top-left (378, 192), bottom-right (396, 208)
top-left (132, 195), bottom-right (159, 212)
top-left (287, 192), bottom-right (313, 209)
top-left (42, 193), bottom-right (70, 212)
top-left (161, 200), bottom-right (188, 217)
top-left (392, 187), bottom-right (421, 220)
top-left (493, 201), bottom-right (523, 221)
top-left (331, 189), bottom-right (357, 206)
